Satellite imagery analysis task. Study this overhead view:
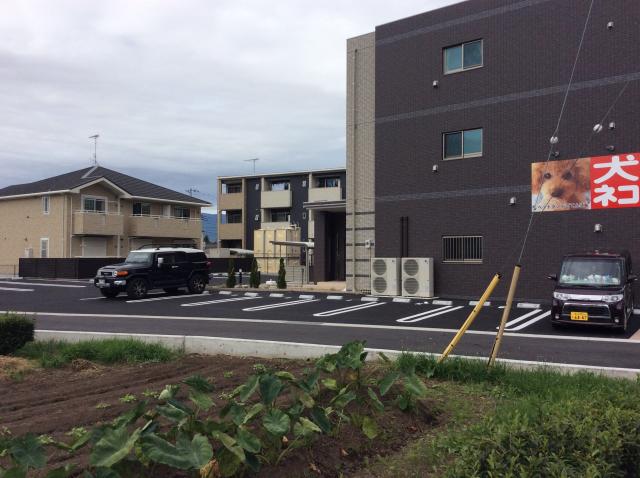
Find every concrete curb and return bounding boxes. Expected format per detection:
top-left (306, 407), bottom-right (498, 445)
top-left (35, 330), bottom-right (640, 380)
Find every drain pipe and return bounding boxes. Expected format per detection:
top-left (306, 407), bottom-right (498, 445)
top-left (350, 47), bottom-right (358, 292)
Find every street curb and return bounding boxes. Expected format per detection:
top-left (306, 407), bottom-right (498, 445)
top-left (35, 330), bottom-right (640, 380)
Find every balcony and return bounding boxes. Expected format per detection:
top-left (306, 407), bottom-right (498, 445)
top-left (261, 189), bottom-right (291, 209)
top-left (128, 215), bottom-right (202, 239)
top-left (308, 186), bottom-right (342, 203)
top-left (260, 221), bottom-right (292, 230)
top-left (218, 222), bottom-right (244, 240)
top-left (73, 211), bottom-right (124, 236)
top-left (219, 192), bottom-right (244, 211)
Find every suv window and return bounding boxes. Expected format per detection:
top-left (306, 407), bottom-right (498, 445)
top-left (157, 253), bottom-right (177, 265)
top-left (188, 252), bottom-right (207, 262)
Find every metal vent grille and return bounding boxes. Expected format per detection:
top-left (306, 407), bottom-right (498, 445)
top-left (403, 277), bottom-right (420, 295)
top-left (372, 277), bottom-right (388, 293)
top-left (403, 259), bottom-right (419, 276)
top-left (372, 259), bottom-right (388, 276)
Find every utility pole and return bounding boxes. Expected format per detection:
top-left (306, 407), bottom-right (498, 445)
top-left (185, 187), bottom-right (200, 197)
top-left (89, 134), bottom-right (99, 165)
top-left (244, 158), bottom-right (259, 174)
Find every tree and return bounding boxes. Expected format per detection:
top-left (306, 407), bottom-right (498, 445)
top-left (226, 258), bottom-right (236, 288)
top-left (277, 258), bottom-right (287, 289)
top-left (249, 257), bottom-right (260, 288)
top-left (203, 235), bottom-right (210, 245)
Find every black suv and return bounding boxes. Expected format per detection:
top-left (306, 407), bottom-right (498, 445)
top-left (548, 250), bottom-right (636, 332)
top-left (94, 245), bottom-right (211, 299)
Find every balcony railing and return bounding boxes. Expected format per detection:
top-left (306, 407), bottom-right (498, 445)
top-left (308, 186), bottom-right (342, 203)
top-left (73, 211), bottom-right (124, 236)
top-left (218, 222), bottom-right (243, 240)
top-left (127, 215), bottom-right (201, 239)
top-left (219, 192), bottom-right (244, 210)
top-left (261, 189), bottom-right (292, 208)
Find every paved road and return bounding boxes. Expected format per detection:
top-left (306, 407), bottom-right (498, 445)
top-left (1, 278), bottom-right (639, 371)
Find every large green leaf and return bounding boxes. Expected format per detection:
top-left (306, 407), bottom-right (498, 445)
top-left (259, 375), bottom-right (283, 405)
top-left (336, 341), bottom-right (366, 370)
top-left (225, 403), bottom-right (246, 427)
top-left (294, 417), bottom-right (321, 437)
top-left (156, 403), bottom-right (189, 422)
top-left (140, 433), bottom-right (212, 470)
top-left (316, 354), bottom-right (337, 373)
top-left (367, 387), bottom-right (385, 412)
top-left (331, 390), bottom-right (356, 409)
top-left (183, 375), bottom-right (214, 393)
top-left (298, 370), bottom-right (320, 393)
top-left (274, 371), bottom-right (295, 381)
top-left (236, 428), bottom-right (262, 454)
top-left (3, 467), bottom-right (27, 478)
top-left (321, 378), bottom-right (338, 390)
top-left (9, 434), bottom-right (46, 469)
top-left (90, 427), bottom-right (141, 468)
top-left (212, 431), bottom-right (245, 462)
top-left (309, 407), bottom-right (332, 433)
top-left (242, 403), bottom-right (264, 424)
top-left (44, 465), bottom-right (76, 478)
top-left (189, 390), bottom-right (214, 411)
top-left (262, 409), bottom-right (290, 436)
top-left (298, 392), bottom-right (315, 409)
top-left (362, 416), bottom-right (379, 439)
top-left (158, 384), bottom-right (180, 401)
top-left (111, 401), bottom-right (147, 428)
top-left (379, 371), bottom-right (400, 396)
top-left (237, 375), bottom-right (259, 403)
top-left (217, 447), bottom-right (241, 478)
top-left (404, 374), bottom-right (428, 398)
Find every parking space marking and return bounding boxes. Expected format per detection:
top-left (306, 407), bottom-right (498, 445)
top-left (499, 309), bottom-right (545, 329)
top-left (0, 281), bottom-right (86, 288)
top-left (127, 292), bottom-right (210, 304)
top-left (243, 299), bottom-right (319, 312)
top-left (396, 306), bottom-right (464, 323)
top-left (182, 296), bottom-right (258, 307)
top-left (313, 301), bottom-right (385, 317)
top-left (0, 286), bottom-right (34, 292)
top-left (505, 311), bottom-right (551, 331)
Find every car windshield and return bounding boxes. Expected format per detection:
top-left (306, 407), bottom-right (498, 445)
top-left (125, 252), bottom-right (153, 265)
top-left (559, 258), bottom-right (623, 287)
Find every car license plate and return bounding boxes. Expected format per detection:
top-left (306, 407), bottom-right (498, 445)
top-left (570, 311), bottom-right (589, 321)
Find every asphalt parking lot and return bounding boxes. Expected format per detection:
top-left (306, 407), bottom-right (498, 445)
top-left (1, 278), bottom-right (639, 371)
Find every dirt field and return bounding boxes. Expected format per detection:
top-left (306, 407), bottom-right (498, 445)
top-left (1, 355), bottom-right (445, 477)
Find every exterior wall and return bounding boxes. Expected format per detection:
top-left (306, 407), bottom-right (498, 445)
top-left (374, 0), bottom-right (640, 300)
top-left (346, 32), bottom-right (376, 292)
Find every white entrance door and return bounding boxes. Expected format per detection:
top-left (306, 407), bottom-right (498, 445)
top-left (82, 237), bottom-right (107, 257)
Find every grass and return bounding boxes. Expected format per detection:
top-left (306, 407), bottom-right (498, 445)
top-left (15, 338), bottom-right (182, 368)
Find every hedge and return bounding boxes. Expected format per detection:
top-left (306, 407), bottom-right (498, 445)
top-left (0, 313), bottom-right (35, 355)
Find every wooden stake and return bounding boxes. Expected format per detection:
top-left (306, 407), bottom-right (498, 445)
top-left (488, 264), bottom-right (521, 367)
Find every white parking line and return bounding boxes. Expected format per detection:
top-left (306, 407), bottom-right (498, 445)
top-left (396, 306), bottom-right (464, 323)
top-left (313, 301), bottom-right (385, 317)
top-left (499, 309), bottom-right (545, 329)
top-left (182, 296), bottom-right (258, 307)
top-left (0, 286), bottom-right (34, 292)
top-left (505, 311), bottom-right (551, 331)
top-left (0, 281), bottom-right (86, 288)
top-left (127, 292), bottom-right (210, 304)
top-left (243, 299), bottom-right (319, 312)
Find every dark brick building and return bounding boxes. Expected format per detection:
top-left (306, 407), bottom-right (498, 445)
top-left (368, 0), bottom-right (640, 300)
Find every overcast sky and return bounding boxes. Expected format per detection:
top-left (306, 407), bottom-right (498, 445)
top-left (0, 0), bottom-right (458, 209)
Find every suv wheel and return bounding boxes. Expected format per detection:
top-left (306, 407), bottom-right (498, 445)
top-left (127, 278), bottom-right (149, 299)
top-left (100, 289), bottom-right (119, 299)
top-left (188, 274), bottom-right (206, 294)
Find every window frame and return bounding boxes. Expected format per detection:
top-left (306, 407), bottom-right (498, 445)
top-left (174, 206), bottom-right (191, 219)
top-left (317, 177), bottom-right (340, 188)
top-left (132, 201), bottom-right (152, 216)
top-left (270, 208), bottom-right (290, 223)
top-left (269, 180), bottom-right (290, 191)
top-left (42, 195), bottom-right (50, 215)
top-left (443, 39), bottom-right (484, 75)
top-left (442, 128), bottom-right (483, 160)
top-left (81, 195), bottom-right (107, 213)
top-left (226, 210), bottom-right (242, 224)
top-left (40, 238), bottom-right (49, 259)
top-left (224, 183), bottom-right (242, 194)
top-left (442, 236), bottom-right (483, 264)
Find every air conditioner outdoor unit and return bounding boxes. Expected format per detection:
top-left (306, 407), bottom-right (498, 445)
top-left (370, 258), bottom-right (401, 296)
top-left (402, 258), bottom-right (434, 297)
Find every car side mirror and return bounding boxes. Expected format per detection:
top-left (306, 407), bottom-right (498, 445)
top-left (628, 274), bottom-right (637, 282)
top-left (157, 257), bottom-right (164, 266)
top-left (547, 274), bottom-right (558, 281)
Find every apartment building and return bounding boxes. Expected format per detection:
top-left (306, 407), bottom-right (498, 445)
top-left (349, 0), bottom-right (640, 299)
top-left (0, 166), bottom-right (210, 270)
top-left (217, 168), bottom-right (346, 281)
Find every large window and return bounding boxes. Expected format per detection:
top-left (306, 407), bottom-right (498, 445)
top-left (224, 183), bottom-right (242, 194)
top-left (132, 202), bottom-right (151, 216)
top-left (444, 40), bottom-right (483, 74)
top-left (40, 238), bottom-right (49, 258)
top-left (270, 209), bottom-right (290, 223)
top-left (317, 177), bottom-right (340, 188)
top-left (225, 210), bottom-right (242, 224)
top-left (443, 236), bottom-right (483, 263)
top-left (83, 196), bottom-right (106, 213)
top-left (42, 195), bottom-right (50, 215)
top-left (269, 181), bottom-right (290, 191)
top-left (443, 128), bottom-right (483, 160)
top-left (174, 206), bottom-right (191, 219)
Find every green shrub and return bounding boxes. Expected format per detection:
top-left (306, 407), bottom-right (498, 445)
top-left (16, 339), bottom-right (180, 368)
top-left (249, 257), bottom-right (260, 288)
top-left (277, 258), bottom-right (286, 289)
top-left (0, 313), bottom-right (35, 355)
top-left (226, 258), bottom-right (236, 288)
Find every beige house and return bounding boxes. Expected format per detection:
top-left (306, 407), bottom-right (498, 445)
top-left (0, 166), bottom-right (210, 272)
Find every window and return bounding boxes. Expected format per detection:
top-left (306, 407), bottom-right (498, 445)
top-left (226, 210), bottom-right (242, 224)
top-left (443, 128), bottom-right (483, 160)
top-left (443, 236), bottom-right (483, 263)
top-left (132, 202), bottom-right (151, 216)
top-left (40, 238), bottom-right (49, 258)
top-left (317, 177), bottom-right (340, 188)
top-left (224, 183), bottom-right (242, 194)
top-left (444, 40), bottom-right (483, 74)
top-left (83, 196), bottom-right (106, 213)
top-left (174, 206), bottom-right (191, 219)
top-left (270, 209), bottom-right (290, 222)
top-left (269, 181), bottom-right (290, 191)
top-left (42, 196), bottom-right (50, 215)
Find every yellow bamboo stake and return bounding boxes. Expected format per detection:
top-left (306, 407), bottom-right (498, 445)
top-left (488, 265), bottom-right (521, 367)
top-left (438, 273), bottom-right (501, 364)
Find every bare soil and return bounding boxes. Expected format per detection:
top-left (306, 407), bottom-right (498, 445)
top-left (0, 355), bottom-right (446, 477)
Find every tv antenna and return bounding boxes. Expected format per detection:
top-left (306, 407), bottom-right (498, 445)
top-left (244, 158), bottom-right (259, 174)
top-left (185, 187), bottom-right (200, 197)
top-left (89, 134), bottom-right (99, 165)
